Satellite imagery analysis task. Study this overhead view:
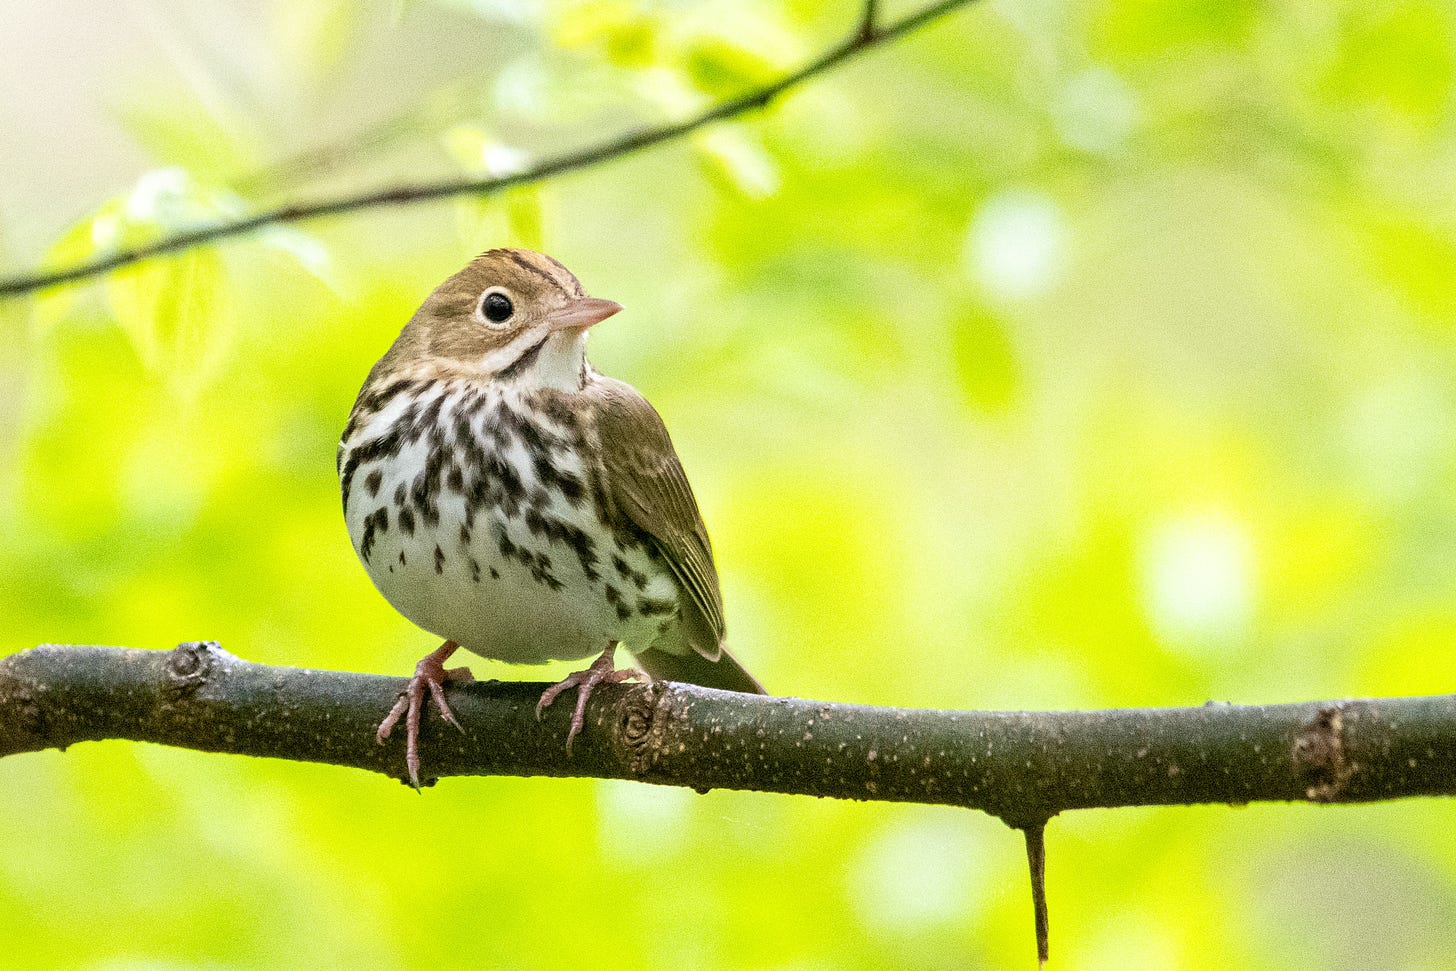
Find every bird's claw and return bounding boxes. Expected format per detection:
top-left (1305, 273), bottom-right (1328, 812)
top-left (536, 647), bottom-right (641, 753)
top-left (376, 642), bottom-right (470, 788)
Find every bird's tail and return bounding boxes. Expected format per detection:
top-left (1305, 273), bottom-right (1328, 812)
top-left (633, 643), bottom-right (767, 695)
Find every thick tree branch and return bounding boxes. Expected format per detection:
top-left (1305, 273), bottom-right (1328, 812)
top-left (3, 643), bottom-right (1453, 817)
top-left (0, 0), bottom-right (980, 299)
top-left (6, 642), bottom-right (1452, 965)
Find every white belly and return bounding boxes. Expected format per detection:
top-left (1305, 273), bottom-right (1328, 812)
top-left (341, 383), bottom-right (681, 665)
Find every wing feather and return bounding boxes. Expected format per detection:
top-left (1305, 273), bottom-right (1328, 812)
top-left (588, 378), bottom-right (724, 659)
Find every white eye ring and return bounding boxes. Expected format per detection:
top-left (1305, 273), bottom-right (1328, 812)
top-left (478, 288), bottom-right (515, 328)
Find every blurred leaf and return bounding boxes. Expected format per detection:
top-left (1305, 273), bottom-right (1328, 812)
top-left (441, 123), bottom-right (531, 178)
top-left (115, 93), bottom-right (260, 179)
top-left (30, 215), bottom-right (103, 332)
top-left (505, 187), bottom-right (545, 250)
top-left (441, 123), bottom-right (542, 249)
top-left (693, 125), bottom-right (779, 199)
top-left (552, 0), bottom-right (659, 68)
top-left (1325, 1), bottom-right (1455, 129)
top-left (1092, 0), bottom-right (1258, 62)
top-left (683, 36), bottom-right (782, 97)
top-left (272, 0), bottom-right (365, 77)
top-left (258, 226), bottom-right (336, 289)
top-left (1358, 212), bottom-right (1456, 324)
top-left (950, 305), bottom-right (1021, 415)
top-left (37, 168), bottom-right (330, 320)
top-left (441, 122), bottom-right (490, 169)
top-left (104, 249), bottom-right (233, 397)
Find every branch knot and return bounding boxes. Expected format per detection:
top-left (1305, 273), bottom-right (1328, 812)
top-left (621, 681), bottom-right (669, 775)
top-left (1293, 704), bottom-right (1351, 802)
top-left (165, 641), bottom-right (226, 693)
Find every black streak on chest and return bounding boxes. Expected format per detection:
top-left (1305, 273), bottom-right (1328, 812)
top-left (349, 382), bottom-right (642, 598)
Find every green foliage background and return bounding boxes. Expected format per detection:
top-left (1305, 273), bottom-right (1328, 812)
top-left (2, 0), bottom-right (1455, 966)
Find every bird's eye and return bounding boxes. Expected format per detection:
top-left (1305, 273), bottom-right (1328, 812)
top-left (481, 292), bottom-right (514, 324)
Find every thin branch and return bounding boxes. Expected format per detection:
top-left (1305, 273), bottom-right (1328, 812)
top-left (0, 0), bottom-right (981, 299)
top-left (229, 76), bottom-right (493, 197)
top-left (231, 95), bottom-right (458, 196)
top-left (4, 643), bottom-right (1454, 814)
top-left (861, 0), bottom-right (881, 41)
top-left (1023, 823), bottom-right (1050, 969)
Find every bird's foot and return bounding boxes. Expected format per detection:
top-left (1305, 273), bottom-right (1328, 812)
top-left (377, 640), bottom-right (472, 788)
top-left (535, 643), bottom-right (642, 753)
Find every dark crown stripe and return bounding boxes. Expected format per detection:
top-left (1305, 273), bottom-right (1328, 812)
top-left (504, 250), bottom-right (571, 297)
top-left (537, 252), bottom-right (586, 296)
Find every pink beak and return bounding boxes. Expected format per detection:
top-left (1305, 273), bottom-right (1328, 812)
top-left (551, 296), bottom-right (623, 331)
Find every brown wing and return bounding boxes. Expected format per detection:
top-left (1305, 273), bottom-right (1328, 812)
top-left (588, 378), bottom-right (765, 694)
top-left (590, 378), bottom-right (724, 654)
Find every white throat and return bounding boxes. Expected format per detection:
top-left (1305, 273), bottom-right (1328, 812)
top-left (533, 329), bottom-right (588, 391)
top-left (483, 327), bottom-right (587, 391)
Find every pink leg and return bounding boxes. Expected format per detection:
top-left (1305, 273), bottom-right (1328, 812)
top-left (377, 640), bottom-right (471, 788)
top-left (535, 642), bottom-right (642, 753)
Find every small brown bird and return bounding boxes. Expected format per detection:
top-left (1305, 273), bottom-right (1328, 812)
top-left (339, 249), bottom-right (765, 785)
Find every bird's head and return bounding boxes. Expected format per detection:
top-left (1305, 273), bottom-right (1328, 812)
top-left (393, 248), bottom-right (621, 389)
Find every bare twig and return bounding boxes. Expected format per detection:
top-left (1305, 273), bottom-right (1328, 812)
top-left (0, 0), bottom-right (981, 299)
top-left (861, 0), bottom-right (881, 40)
top-left (1023, 823), bottom-right (1050, 968)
